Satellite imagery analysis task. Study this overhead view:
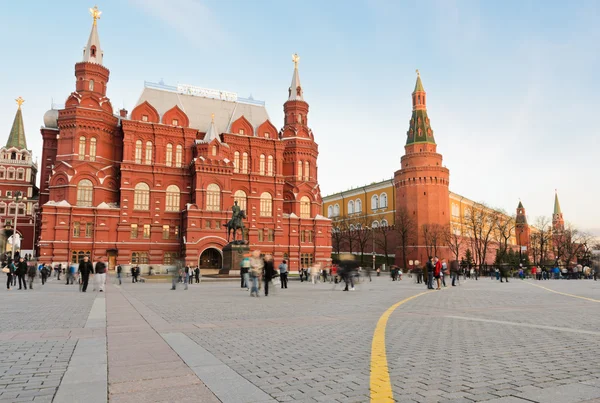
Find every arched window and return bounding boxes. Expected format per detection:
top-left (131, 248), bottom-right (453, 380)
top-left (372, 221), bottom-right (379, 228)
top-left (89, 138), bottom-right (97, 162)
top-left (267, 155), bottom-right (274, 176)
top-left (327, 205), bottom-right (333, 218)
top-left (333, 204), bottom-right (340, 217)
top-left (234, 190), bottom-right (247, 211)
top-left (380, 193), bottom-right (388, 208)
top-left (304, 161), bottom-right (310, 181)
top-left (145, 141), bottom-right (153, 165)
top-left (165, 144), bottom-right (173, 167)
top-left (300, 196), bottom-right (311, 218)
top-left (348, 200), bottom-right (354, 214)
top-left (206, 184), bottom-right (220, 211)
top-left (134, 182), bottom-right (150, 210)
top-left (355, 199), bottom-right (362, 213)
top-left (89, 79), bottom-right (94, 91)
top-left (242, 152), bottom-right (248, 174)
top-left (165, 185), bottom-right (180, 212)
top-left (381, 219), bottom-right (388, 227)
top-left (349, 224), bottom-right (355, 231)
top-left (175, 145), bottom-right (183, 167)
top-left (76, 179), bottom-right (93, 207)
top-left (259, 154), bottom-right (266, 175)
top-left (260, 192), bottom-right (272, 217)
top-left (371, 195), bottom-right (379, 210)
top-left (212, 145), bottom-right (217, 156)
top-left (78, 137), bottom-right (86, 160)
top-left (135, 140), bottom-right (142, 163)
top-left (297, 161), bottom-right (303, 180)
top-left (233, 151), bottom-right (240, 173)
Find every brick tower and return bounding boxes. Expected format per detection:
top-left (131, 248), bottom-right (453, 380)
top-left (394, 71), bottom-right (450, 265)
top-left (515, 201), bottom-right (530, 255)
top-left (552, 191), bottom-right (564, 233)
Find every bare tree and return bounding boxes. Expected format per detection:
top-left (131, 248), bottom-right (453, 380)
top-left (373, 213), bottom-right (394, 265)
top-left (443, 223), bottom-right (463, 263)
top-left (422, 223), bottom-right (445, 258)
top-left (347, 213), bottom-right (372, 264)
top-left (331, 218), bottom-right (346, 255)
top-left (553, 225), bottom-right (592, 268)
top-left (395, 208), bottom-right (418, 270)
top-left (531, 216), bottom-right (552, 265)
top-left (494, 213), bottom-right (516, 263)
top-left (463, 203), bottom-right (499, 267)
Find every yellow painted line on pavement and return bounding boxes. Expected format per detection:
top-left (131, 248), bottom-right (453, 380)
top-left (370, 291), bottom-right (431, 402)
top-left (525, 281), bottom-right (600, 303)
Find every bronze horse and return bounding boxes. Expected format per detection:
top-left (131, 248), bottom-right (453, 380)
top-left (226, 210), bottom-right (246, 243)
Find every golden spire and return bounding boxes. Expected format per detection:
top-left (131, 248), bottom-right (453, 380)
top-left (90, 5), bottom-right (102, 26)
top-left (292, 53), bottom-right (300, 69)
top-left (15, 97), bottom-right (25, 109)
top-left (416, 69), bottom-right (420, 77)
top-left (211, 113), bottom-right (215, 123)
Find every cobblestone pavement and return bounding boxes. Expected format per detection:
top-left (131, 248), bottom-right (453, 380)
top-left (1, 275), bottom-right (600, 402)
top-left (0, 277), bottom-right (96, 402)
top-left (120, 276), bottom-right (600, 403)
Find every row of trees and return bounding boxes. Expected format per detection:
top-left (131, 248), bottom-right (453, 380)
top-left (331, 203), bottom-right (596, 269)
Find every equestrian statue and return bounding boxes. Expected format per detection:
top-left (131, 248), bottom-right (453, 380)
top-left (226, 201), bottom-right (246, 243)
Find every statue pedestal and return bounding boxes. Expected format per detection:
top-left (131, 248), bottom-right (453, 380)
top-left (221, 244), bottom-right (250, 275)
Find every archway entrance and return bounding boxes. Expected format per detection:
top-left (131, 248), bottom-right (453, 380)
top-left (199, 248), bottom-right (222, 274)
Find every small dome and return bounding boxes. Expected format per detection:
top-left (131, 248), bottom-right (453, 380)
top-left (43, 109), bottom-right (59, 129)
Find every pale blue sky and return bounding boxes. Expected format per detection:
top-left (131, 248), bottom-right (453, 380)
top-left (0, 0), bottom-right (598, 234)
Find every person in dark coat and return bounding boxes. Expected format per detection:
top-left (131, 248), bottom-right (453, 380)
top-left (78, 256), bottom-right (94, 292)
top-left (17, 257), bottom-right (28, 290)
top-left (262, 254), bottom-right (275, 296)
top-left (194, 267), bottom-right (200, 283)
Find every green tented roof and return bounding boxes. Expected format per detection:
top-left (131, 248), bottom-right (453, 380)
top-left (554, 193), bottom-right (562, 215)
top-left (414, 75), bottom-right (425, 92)
top-left (6, 107), bottom-right (27, 149)
top-left (405, 109), bottom-right (435, 145)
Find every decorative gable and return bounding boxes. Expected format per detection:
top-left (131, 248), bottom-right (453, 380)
top-left (257, 120), bottom-right (278, 139)
top-left (230, 116), bottom-right (253, 136)
top-left (162, 105), bottom-right (189, 128)
top-left (131, 101), bottom-right (160, 123)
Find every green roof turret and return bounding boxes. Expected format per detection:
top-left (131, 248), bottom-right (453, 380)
top-left (6, 97), bottom-right (28, 150)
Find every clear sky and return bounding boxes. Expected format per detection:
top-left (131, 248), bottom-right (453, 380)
top-left (0, 0), bottom-right (598, 235)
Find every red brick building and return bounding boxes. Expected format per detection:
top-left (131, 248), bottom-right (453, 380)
top-left (38, 11), bottom-right (331, 272)
top-left (0, 98), bottom-right (39, 258)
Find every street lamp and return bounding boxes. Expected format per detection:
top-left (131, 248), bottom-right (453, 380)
top-left (11, 190), bottom-right (27, 260)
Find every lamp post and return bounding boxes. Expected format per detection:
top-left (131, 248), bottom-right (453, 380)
top-left (11, 191), bottom-right (27, 260)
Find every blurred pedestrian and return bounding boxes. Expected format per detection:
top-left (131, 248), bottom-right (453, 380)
top-left (263, 254), bottom-right (276, 296)
top-left (78, 256), bottom-right (93, 292)
top-left (94, 256), bottom-right (107, 292)
top-left (249, 250), bottom-right (263, 297)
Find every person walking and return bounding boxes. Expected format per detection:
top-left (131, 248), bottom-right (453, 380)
top-left (240, 254), bottom-right (250, 290)
top-left (5, 259), bottom-right (15, 290)
top-left (451, 259), bottom-right (459, 286)
top-left (66, 263), bottom-right (76, 285)
top-left (279, 259), bottom-right (288, 289)
top-left (441, 258), bottom-right (448, 287)
top-left (426, 257), bottom-right (435, 290)
top-left (78, 256), bottom-right (93, 292)
top-left (116, 264), bottom-right (122, 285)
top-left (500, 266), bottom-right (509, 283)
top-left (94, 257), bottom-right (107, 292)
top-left (183, 265), bottom-right (190, 290)
top-left (310, 262), bottom-right (321, 285)
top-left (195, 266), bottom-right (200, 283)
top-left (56, 264), bottom-right (62, 281)
top-left (263, 254), bottom-right (275, 296)
top-left (27, 263), bottom-right (37, 290)
top-left (17, 257), bottom-right (28, 290)
top-left (40, 264), bottom-right (50, 285)
top-left (434, 256), bottom-right (442, 290)
top-left (131, 266), bottom-right (137, 283)
top-left (249, 250), bottom-right (263, 297)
